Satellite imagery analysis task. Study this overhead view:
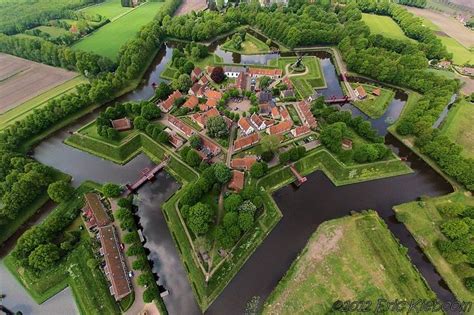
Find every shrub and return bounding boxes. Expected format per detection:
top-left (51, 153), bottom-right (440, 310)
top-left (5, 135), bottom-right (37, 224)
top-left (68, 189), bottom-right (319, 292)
top-left (47, 180), bottom-right (74, 203)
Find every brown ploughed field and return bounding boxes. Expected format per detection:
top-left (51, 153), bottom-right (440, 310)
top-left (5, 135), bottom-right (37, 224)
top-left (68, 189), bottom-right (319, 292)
top-left (174, 0), bottom-right (207, 16)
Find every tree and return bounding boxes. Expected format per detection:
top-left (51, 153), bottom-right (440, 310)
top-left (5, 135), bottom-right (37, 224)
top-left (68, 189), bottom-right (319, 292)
top-left (126, 243), bottom-right (145, 256)
top-left (320, 122), bottom-right (347, 153)
top-left (143, 286), bottom-right (159, 303)
top-left (189, 134), bottom-right (202, 149)
top-left (465, 277), bottom-right (474, 292)
top-left (214, 163), bottom-right (231, 184)
top-left (157, 131), bottom-right (169, 143)
top-left (172, 73), bottom-right (192, 92)
top-left (187, 202), bottom-right (213, 235)
top-left (132, 257), bottom-right (148, 271)
top-left (133, 116), bottom-right (149, 131)
top-left (47, 180), bottom-right (74, 203)
top-left (437, 202), bottom-right (464, 217)
top-left (223, 211), bottom-right (238, 228)
top-left (207, 116), bottom-right (229, 138)
top-left (250, 162), bottom-right (268, 179)
top-left (28, 243), bottom-right (61, 271)
top-left (141, 102), bottom-right (161, 120)
top-left (123, 232), bottom-right (139, 244)
top-left (261, 150), bottom-right (274, 162)
top-left (186, 149), bottom-right (202, 167)
top-left (210, 66), bottom-right (225, 83)
top-left (239, 211), bottom-right (254, 232)
top-left (137, 272), bottom-right (155, 286)
top-left (441, 219), bottom-right (470, 239)
top-left (261, 135), bottom-right (280, 153)
top-left (224, 194), bottom-right (243, 212)
top-left (155, 82), bottom-right (172, 101)
top-left (230, 33), bottom-right (243, 50)
top-left (259, 76), bottom-right (272, 89)
top-left (102, 183), bottom-right (122, 198)
top-left (238, 200), bottom-right (257, 214)
top-left (87, 258), bottom-right (99, 270)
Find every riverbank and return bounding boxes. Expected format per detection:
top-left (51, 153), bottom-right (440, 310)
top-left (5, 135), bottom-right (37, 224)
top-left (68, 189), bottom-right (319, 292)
top-left (263, 211), bottom-right (437, 314)
top-left (393, 192), bottom-right (474, 306)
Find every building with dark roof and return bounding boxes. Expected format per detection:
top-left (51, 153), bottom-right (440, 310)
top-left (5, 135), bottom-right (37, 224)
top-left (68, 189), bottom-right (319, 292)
top-left (82, 193), bottom-right (111, 229)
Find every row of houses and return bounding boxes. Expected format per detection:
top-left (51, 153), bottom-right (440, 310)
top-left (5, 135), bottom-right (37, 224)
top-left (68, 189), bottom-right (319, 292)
top-left (81, 193), bottom-right (132, 301)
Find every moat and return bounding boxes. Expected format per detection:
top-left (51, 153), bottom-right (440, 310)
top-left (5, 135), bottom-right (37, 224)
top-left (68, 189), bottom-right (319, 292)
top-left (0, 42), bottom-right (457, 314)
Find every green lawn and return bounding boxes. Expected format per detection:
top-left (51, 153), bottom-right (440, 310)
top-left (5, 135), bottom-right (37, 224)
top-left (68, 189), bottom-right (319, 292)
top-left (362, 13), bottom-right (412, 41)
top-left (426, 68), bottom-right (458, 79)
top-left (0, 76), bottom-right (87, 130)
top-left (160, 53), bottom-right (223, 80)
top-left (221, 33), bottom-right (271, 54)
top-left (269, 56), bottom-right (325, 99)
top-left (264, 211), bottom-right (436, 314)
top-left (72, 1), bottom-right (164, 60)
top-left (33, 25), bottom-right (68, 38)
top-left (80, 0), bottom-right (132, 20)
top-left (394, 192), bottom-right (474, 304)
top-left (351, 83), bottom-right (395, 119)
top-left (437, 35), bottom-right (473, 65)
top-left (440, 99), bottom-right (474, 159)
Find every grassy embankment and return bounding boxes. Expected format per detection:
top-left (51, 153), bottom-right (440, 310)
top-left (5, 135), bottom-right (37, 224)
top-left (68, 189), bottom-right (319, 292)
top-left (0, 169), bottom-right (71, 245)
top-left (350, 83), bottom-right (395, 119)
top-left (263, 211), bottom-right (437, 313)
top-left (269, 56), bottom-right (326, 99)
top-left (394, 192), bottom-right (474, 305)
top-left (220, 32), bottom-right (271, 54)
top-left (32, 25), bottom-right (68, 38)
top-left (160, 54), bottom-right (224, 80)
top-left (0, 76), bottom-right (87, 130)
top-left (73, 1), bottom-right (165, 60)
top-left (4, 181), bottom-right (122, 315)
top-left (440, 99), bottom-right (474, 159)
top-left (79, 0), bottom-right (132, 20)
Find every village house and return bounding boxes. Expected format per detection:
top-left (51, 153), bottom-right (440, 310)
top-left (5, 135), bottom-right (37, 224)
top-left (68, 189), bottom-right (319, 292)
top-left (159, 90), bottom-right (182, 112)
top-left (296, 101), bottom-right (317, 128)
top-left (224, 65), bottom-right (246, 78)
top-left (111, 117), bottom-right (132, 131)
top-left (238, 117), bottom-right (255, 135)
top-left (280, 89), bottom-right (295, 99)
top-left (191, 67), bottom-right (203, 82)
top-left (234, 132), bottom-right (260, 151)
top-left (183, 95), bottom-right (199, 110)
top-left (354, 85), bottom-right (367, 100)
top-left (236, 72), bottom-right (250, 92)
top-left (189, 83), bottom-right (207, 97)
top-left (191, 108), bottom-right (220, 128)
top-left (282, 77), bottom-right (293, 89)
top-left (267, 120), bottom-right (292, 135)
top-left (168, 115), bottom-right (195, 138)
top-left (280, 107), bottom-right (291, 122)
top-left (82, 192), bottom-right (111, 230)
top-left (199, 75), bottom-right (209, 86)
top-left (199, 136), bottom-right (221, 158)
top-left (342, 138), bottom-right (353, 150)
top-left (166, 131), bottom-right (184, 149)
top-left (250, 113), bottom-right (266, 130)
top-left (437, 60), bottom-right (451, 69)
top-left (264, 118), bottom-right (276, 127)
top-left (228, 170), bottom-right (245, 192)
top-left (257, 91), bottom-right (273, 104)
top-left (372, 88), bottom-right (381, 97)
top-left (230, 156), bottom-right (257, 171)
top-left (259, 103), bottom-right (272, 116)
top-left (98, 225), bottom-right (132, 301)
top-left (248, 67), bottom-right (282, 78)
top-left (271, 107), bottom-right (280, 120)
top-left (291, 125), bottom-right (311, 138)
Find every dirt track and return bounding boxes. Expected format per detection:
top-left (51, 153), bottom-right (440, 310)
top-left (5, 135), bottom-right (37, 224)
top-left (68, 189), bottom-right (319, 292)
top-left (0, 53), bottom-right (77, 114)
top-left (406, 7), bottom-right (474, 48)
top-left (174, 0), bottom-right (207, 16)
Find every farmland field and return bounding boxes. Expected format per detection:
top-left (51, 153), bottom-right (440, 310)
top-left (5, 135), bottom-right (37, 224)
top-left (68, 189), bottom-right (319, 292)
top-left (437, 35), bottom-right (473, 65)
top-left (264, 212), bottom-right (436, 314)
top-left (32, 25), bottom-right (69, 38)
top-left (72, 1), bottom-right (164, 60)
top-left (361, 13), bottom-right (411, 41)
top-left (440, 99), bottom-right (474, 159)
top-left (0, 53), bottom-right (77, 114)
top-left (79, 0), bottom-right (132, 20)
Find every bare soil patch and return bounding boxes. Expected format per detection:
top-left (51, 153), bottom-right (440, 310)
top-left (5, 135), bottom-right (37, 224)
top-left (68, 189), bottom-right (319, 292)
top-left (0, 53), bottom-right (77, 114)
top-left (174, 0), bottom-right (207, 16)
top-left (407, 7), bottom-right (474, 48)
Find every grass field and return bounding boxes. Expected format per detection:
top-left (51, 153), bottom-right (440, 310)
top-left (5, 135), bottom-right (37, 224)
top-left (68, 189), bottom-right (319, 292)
top-left (264, 211), bottom-right (436, 314)
top-left (361, 13), bottom-right (412, 41)
top-left (72, 1), bottom-right (164, 60)
top-left (0, 75), bottom-right (87, 130)
top-left (437, 35), bottom-right (473, 65)
top-left (269, 56), bottom-right (325, 99)
top-left (33, 25), bottom-right (68, 38)
top-left (351, 83), bottom-right (395, 119)
top-left (394, 192), bottom-right (474, 305)
top-left (440, 99), bottom-right (474, 159)
top-left (221, 33), bottom-right (271, 54)
top-left (80, 0), bottom-right (132, 20)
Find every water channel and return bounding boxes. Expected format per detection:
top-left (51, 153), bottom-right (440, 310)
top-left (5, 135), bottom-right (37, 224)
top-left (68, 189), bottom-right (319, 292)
top-left (0, 40), bottom-right (459, 315)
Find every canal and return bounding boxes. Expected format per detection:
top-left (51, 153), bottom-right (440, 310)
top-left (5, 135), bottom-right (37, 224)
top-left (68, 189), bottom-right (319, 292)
top-left (0, 42), bottom-right (458, 315)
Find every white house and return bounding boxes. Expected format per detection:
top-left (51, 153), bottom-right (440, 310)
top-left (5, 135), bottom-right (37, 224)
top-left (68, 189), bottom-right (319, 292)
top-left (224, 66), bottom-right (246, 78)
top-left (238, 117), bottom-right (255, 135)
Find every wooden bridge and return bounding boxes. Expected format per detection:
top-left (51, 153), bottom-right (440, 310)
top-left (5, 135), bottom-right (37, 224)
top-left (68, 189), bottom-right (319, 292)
top-left (290, 164), bottom-right (307, 186)
top-left (324, 95), bottom-right (351, 104)
top-left (125, 156), bottom-right (170, 194)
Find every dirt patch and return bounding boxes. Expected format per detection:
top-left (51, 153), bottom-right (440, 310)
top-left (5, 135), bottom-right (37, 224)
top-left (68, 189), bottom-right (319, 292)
top-left (174, 0), bottom-right (207, 16)
top-left (406, 7), bottom-right (474, 48)
top-left (227, 99), bottom-right (251, 114)
top-left (0, 53), bottom-right (77, 114)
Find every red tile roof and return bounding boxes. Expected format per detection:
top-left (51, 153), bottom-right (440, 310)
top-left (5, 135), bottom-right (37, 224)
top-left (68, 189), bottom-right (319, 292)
top-left (271, 107), bottom-right (280, 119)
top-left (168, 115), bottom-right (195, 138)
top-left (191, 67), bottom-right (202, 82)
top-left (206, 97), bottom-right (218, 107)
top-left (355, 85), bottom-right (367, 98)
top-left (201, 136), bottom-right (221, 156)
top-left (234, 133), bottom-right (260, 151)
top-left (231, 157), bottom-right (257, 171)
top-left (248, 67), bottom-right (282, 77)
top-left (98, 225), bottom-right (131, 301)
top-left (83, 193), bottom-right (111, 227)
top-left (160, 90), bottom-right (182, 112)
top-left (267, 120), bottom-right (292, 135)
top-left (250, 113), bottom-right (265, 129)
top-left (238, 117), bottom-right (253, 133)
top-left (199, 104), bottom-right (209, 112)
top-left (183, 95), bottom-right (199, 109)
top-left (205, 90), bottom-right (223, 100)
top-left (168, 133), bottom-right (184, 148)
top-left (372, 88), bottom-right (381, 96)
top-left (282, 77), bottom-right (293, 89)
top-left (297, 101), bottom-right (317, 128)
top-left (280, 107), bottom-right (290, 121)
top-left (111, 118), bottom-right (132, 131)
top-left (291, 125), bottom-right (311, 137)
top-left (236, 72), bottom-right (248, 90)
top-left (228, 170), bottom-right (244, 191)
